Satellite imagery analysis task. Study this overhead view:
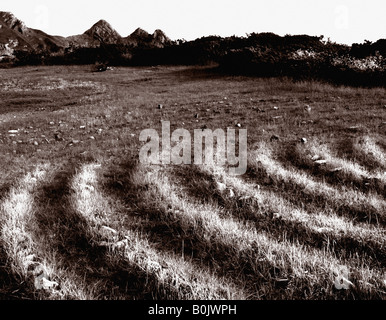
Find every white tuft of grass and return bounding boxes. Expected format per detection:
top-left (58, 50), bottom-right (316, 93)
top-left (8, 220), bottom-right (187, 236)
top-left (252, 142), bottom-right (386, 220)
top-left (0, 164), bottom-right (96, 299)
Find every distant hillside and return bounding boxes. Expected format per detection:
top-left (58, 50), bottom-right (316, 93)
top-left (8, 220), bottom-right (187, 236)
top-left (0, 11), bottom-right (384, 87)
top-left (0, 11), bottom-right (172, 63)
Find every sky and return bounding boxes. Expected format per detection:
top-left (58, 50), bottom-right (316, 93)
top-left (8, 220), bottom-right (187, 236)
top-left (1, 0), bottom-right (385, 45)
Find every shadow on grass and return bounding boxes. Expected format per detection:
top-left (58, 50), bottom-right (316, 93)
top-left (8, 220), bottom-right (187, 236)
top-left (0, 245), bottom-right (43, 300)
top-left (33, 161), bottom-right (177, 300)
top-left (335, 138), bottom-right (386, 171)
top-left (281, 143), bottom-right (385, 197)
top-left (245, 160), bottom-right (386, 227)
top-left (170, 165), bottom-right (386, 269)
top-left (99, 157), bottom-right (383, 299)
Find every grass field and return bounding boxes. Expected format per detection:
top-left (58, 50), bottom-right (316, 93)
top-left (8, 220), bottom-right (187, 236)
top-left (0, 64), bottom-right (385, 300)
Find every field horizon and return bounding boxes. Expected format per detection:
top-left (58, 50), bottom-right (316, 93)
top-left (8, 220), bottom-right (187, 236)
top-left (0, 64), bottom-right (385, 300)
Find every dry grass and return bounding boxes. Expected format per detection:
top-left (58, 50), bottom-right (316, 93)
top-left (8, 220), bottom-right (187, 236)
top-left (0, 65), bottom-right (385, 299)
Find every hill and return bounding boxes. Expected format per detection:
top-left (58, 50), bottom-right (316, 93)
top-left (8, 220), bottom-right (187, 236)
top-left (0, 11), bottom-right (171, 63)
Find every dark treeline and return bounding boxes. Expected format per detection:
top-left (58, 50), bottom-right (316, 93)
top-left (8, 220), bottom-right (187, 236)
top-left (9, 33), bottom-right (386, 87)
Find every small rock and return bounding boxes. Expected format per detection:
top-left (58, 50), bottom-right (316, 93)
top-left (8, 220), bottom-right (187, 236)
top-left (273, 106), bottom-right (279, 110)
top-left (300, 138), bottom-right (307, 144)
top-left (216, 182), bottom-right (226, 191)
top-left (38, 277), bottom-right (58, 290)
top-left (228, 189), bottom-right (235, 198)
top-left (90, 136), bottom-right (95, 140)
top-left (54, 133), bottom-right (63, 141)
top-left (72, 140), bottom-right (80, 145)
top-left (236, 123), bottom-right (241, 128)
top-left (194, 113), bottom-right (199, 118)
top-left (34, 141), bottom-right (39, 146)
top-left (49, 121), bottom-right (55, 125)
top-left (314, 159), bottom-right (327, 165)
top-left (101, 226), bottom-right (117, 235)
top-left (8, 130), bottom-right (18, 134)
top-left (311, 155), bottom-right (320, 161)
top-left (80, 126), bottom-right (86, 129)
top-left (158, 104), bottom-right (163, 109)
top-left (270, 135), bottom-right (280, 142)
top-left (304, 105), bottom-right (312, 112)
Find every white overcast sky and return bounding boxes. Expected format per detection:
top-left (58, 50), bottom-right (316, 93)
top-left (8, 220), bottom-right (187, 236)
top-left (1, 0), bottom-right (385, 45)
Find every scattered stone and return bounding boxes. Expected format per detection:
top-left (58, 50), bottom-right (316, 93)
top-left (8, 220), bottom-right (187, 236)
top-left (330, 167), bottom-right (343, 173)
top-left (90, 136), bottom-right (95, 140)
top-left (34, 141), bottom-right (39, 146)
top-left (194, 113), bottom-right (199, 118)
top-left (236, 123), bottom-right (241, 128)
top-left (270, 135), bottom-right (280, 142)
top-left (273, 106), bottom-right (279, 110)
top-left (80, 125), bottom-right (86, 129)
top-left (271, 212), bottom-right (281, 220)
top-left (304, 105), bottom-right (312, 112)
top-left (101, 226), bottom-right (117, 235)
top-left (300, 137), bottom-right (307, 144)
top-left (17, 140), bottom-right (23, 144)
top-left (72, 140), bottom-right (80, 145)
top-left (54, 133), bottom-right (63, 141)
top-left (49, 121), bottom-right (55, 125)
top-left (8, 130), bottom-right (18, 134)
top-left (158, 104), bottom-right (163, 109)
top-left (314, 159), bottom-right (327, 165)
top-left (272, 116), bottom-right (282, 119)
top-left (216, 182), bottom-right (226, 191)
top-left (228, 189), bottom-right (235, 198)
